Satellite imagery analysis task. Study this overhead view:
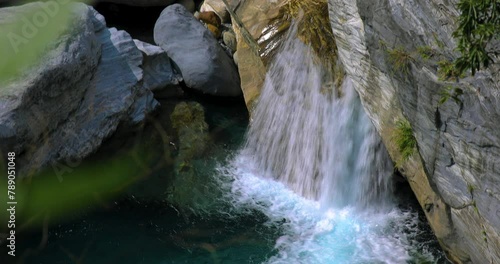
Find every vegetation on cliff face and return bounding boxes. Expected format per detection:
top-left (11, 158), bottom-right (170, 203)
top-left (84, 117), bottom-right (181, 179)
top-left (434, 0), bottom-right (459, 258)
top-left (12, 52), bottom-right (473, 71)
top-left (266, 0), bottom-right (344, 86)
top-left (453, 0), bottom-right (500, 75)
top-left (393, 119), bottom-right (417, 167)
top-left (387, 46), bottom-right (415, 74)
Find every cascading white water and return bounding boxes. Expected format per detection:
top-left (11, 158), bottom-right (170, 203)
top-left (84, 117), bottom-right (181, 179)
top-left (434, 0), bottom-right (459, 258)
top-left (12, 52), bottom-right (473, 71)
top-left (216, 21), bottom-right (441, 264)
top-left (243, 23), bottom-right (393, 209)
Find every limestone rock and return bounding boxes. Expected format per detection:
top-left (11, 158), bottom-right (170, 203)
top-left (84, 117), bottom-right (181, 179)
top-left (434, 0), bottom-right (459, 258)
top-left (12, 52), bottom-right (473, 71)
top-left (154, 4), bottom-right (241, 96)
top-left (226, 0), bottom-right (285, 109)
top-left (228, 0), bottom-right (338, 110)
top-left (328, 0), bottom-right (500, 263)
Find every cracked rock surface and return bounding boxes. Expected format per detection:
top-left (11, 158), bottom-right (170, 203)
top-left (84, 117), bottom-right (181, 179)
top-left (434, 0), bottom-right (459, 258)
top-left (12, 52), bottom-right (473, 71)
top-left (329, 0), bottom-right (500, 263)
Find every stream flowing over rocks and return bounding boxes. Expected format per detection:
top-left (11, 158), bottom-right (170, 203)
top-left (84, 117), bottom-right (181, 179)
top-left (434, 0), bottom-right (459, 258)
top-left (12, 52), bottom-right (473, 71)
top-left (0, 0), bottom-right (499, 263)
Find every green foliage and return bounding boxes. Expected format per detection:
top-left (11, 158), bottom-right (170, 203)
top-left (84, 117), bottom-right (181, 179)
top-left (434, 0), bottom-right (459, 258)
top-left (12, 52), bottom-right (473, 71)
top-left (387, 47), bottom-right (415, 74)
top-left (437, 60), bottom-right (465, 80)
top-left (393, 119), bottom-right (417, 165)
top-left (453, 0), bottom-right (500, 75)
top-left (439, 86), bottom-right (464, 106)
top-left (417, 46), bottom-right (438, 61)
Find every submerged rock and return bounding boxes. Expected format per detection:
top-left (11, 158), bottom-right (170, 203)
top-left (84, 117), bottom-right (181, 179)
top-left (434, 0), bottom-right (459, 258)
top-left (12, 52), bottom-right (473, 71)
top-left (169, 101), bottom-right (212, 210)
top-left (154, 4), bottom-right (241, 97)
top-left (170, 101), bottom-right (209, 161)
top-left (0, 3), bottom-right (178, 175)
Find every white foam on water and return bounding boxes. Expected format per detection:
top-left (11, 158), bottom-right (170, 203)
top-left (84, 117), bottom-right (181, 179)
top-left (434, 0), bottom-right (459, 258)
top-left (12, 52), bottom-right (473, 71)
top-left (217, 155), bottom-right (419, 264)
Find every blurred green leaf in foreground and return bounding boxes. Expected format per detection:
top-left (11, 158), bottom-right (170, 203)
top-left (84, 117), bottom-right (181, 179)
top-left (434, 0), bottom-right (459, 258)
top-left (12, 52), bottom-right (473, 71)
top-left (0, 152), bottom-right (145, 229)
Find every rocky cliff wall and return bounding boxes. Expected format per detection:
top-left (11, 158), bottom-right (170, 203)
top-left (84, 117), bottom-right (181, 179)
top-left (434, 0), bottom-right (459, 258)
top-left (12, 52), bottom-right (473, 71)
top-left (328, 0), bottom-right (500, 263)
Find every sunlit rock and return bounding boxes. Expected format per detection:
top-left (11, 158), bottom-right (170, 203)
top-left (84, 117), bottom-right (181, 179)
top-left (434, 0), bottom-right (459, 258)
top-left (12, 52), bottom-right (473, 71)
top-left (328, 0), bottom-right (500, 263)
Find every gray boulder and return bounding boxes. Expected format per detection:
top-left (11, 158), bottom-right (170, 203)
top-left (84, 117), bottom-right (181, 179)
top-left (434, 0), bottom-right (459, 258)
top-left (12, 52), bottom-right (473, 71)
top-left (0, 3), bottom-right (165, 175)
top-left (133, 39), bottom-right (183, 93)
top-left (154, 4), bottom-right (242, 96)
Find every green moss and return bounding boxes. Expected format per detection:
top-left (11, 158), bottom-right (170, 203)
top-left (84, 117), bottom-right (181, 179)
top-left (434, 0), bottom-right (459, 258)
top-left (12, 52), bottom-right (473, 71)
top-left (171, 102), bottom-right (207, 131)
top-left (417, 46), bottom-right (438, 61)
top-left (393, 119), bottom-right (417, 166)
top-left (387, 47), bottom-right (415, 74)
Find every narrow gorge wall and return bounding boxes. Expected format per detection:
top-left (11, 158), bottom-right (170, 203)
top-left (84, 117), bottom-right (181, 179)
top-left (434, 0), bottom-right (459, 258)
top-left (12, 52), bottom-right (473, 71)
top-left (328, 0), bottom-right (500, 263)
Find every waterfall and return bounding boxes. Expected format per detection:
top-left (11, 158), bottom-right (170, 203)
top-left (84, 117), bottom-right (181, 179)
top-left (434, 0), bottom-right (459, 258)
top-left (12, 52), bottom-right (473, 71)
top-left (216, 20), bottom-right (441, 264)
top-left (243, 23), bottom-right (393, 209)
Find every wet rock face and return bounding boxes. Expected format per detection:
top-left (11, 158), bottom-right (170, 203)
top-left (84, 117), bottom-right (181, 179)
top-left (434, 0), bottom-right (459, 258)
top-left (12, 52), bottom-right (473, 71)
top-left (222, 0), bottom-right (340, 111)
top-left (329, 0), bottom-right (500, 263)
top-left (154, 4), bottom-right (241, 97)
top-left (0, 3), bottom-right (182, 175)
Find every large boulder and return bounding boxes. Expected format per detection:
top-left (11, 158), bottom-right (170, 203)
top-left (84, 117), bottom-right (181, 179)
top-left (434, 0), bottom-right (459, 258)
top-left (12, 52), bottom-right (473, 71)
top-left (154, 4), bottom-right (241, 97)
top-left (0, 2), bottom-right (176, 175)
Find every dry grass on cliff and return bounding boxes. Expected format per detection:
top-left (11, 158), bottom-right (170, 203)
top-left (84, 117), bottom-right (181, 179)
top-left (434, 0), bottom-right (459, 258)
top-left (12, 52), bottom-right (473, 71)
top-left (271, 0), bottom-right (344, 92)
top-left (283, 0), bottom-right (338, 66)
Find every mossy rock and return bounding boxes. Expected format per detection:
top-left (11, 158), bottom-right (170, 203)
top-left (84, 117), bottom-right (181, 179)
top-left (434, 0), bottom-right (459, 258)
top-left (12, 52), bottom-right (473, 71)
top-left (170, 101), bottom-right (210, 163)
top-left (171, 101), bottom-right (208, 130)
